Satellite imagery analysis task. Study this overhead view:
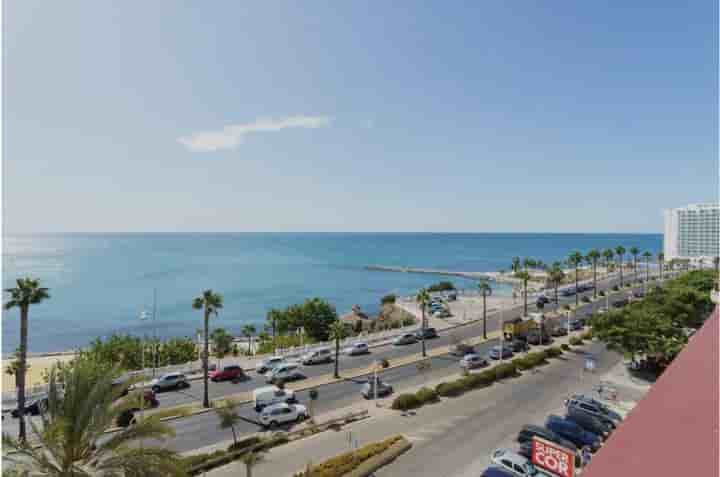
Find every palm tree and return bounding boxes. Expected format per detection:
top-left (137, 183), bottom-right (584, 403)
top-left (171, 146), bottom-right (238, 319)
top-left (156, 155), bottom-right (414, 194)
top-left (215, 399), bottom-right (242, 446)
top-left (522, 257), bottom-right (535, 271)
top-left (242, 324), bottom-right (257, 356)
top-left (328, 320), bottom-right (348, 379)
top-left (514, 271), bottom-right (531, 315)
top-left (602, 249), bottom-right (614, 277)
top-left (547, 262), bottom-right (565, 306)
top-left (657, 252), bottom-right (665, 281)
top-left (4, 278), bottom-right (50, 442)
top-left (192, 289), bottom-right (224, 409)
top-left (415, 288), bottom-right (431, 357)
top-left (240, 450), bottom-right (265, 477)
top-left (586, 249), bottom-right (601, 299)
top-left (615, 246), bottom-right (626, 287)
top-left (266, 309), bottom-right (281, 353)
top-left (511, 257), bottom-right (521, 273)
top-left (629, 246), bottom-right (640, 281)
top-left (477, 280), bottom-right (492, 340)
top-left (2, 359), bottom-right (186, 476)
top-left (642, 251), bottom-right (652, 283)
top-left (567, 251), bottom-right (584, 307)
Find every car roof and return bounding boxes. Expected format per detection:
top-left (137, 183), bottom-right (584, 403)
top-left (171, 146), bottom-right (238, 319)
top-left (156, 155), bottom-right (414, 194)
top-left (261, 402), bottom-right (291, 412)
top-left (352, 342), bottom-right (368, 346)
top-left (492, 449), bottom-right (527, 466)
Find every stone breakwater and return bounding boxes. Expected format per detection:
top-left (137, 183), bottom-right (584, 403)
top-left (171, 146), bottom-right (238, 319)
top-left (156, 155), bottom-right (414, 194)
top-left (364, 265), bottom-right (543, 287)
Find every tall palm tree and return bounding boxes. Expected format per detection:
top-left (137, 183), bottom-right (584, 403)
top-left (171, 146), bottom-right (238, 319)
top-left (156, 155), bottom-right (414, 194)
top-left (415, 288), bottom-right (431, 357)
top-left (2, 360), bottom-right (186, 476)
top-left (657, 252), bottom-right (665, 281)
top-left (615, 246), bottom-right (626, 287)
top-left (477, 280), bottom-right (492, 340)
top-left (602, 249), bottom-right (614, 277)
top-left (328, 320), bottom-right (348, 379)
top-left (642, 251), bottom-right (652, 283)
top-left (266, 309), bottom-right (281, 354)
top-left (192, 289), bottom-right (224, 409)
top-left (514, 271), bottom-right (531, 316)
top-left (586, 249), bottom-right (601, 299)
top-left (547, 262), bottom-right (565, 306)
top-left (4, 278), bottom-right (50, 442)
top-left (511, 256), bottom-right (521, 273)
top-left (242, 324), bottom-right (257, 356)
top-left (567, 251), bottom-right (584, 307)
top-left (215, 398), bottom-right (242, 446)
top-left (522, 257), bottom-right (535, 271)
top-left (629, 246), bottom-right (640, 281)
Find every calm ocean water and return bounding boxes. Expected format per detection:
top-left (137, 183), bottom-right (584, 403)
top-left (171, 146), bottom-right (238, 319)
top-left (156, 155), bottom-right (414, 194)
top-left (2, 233), bottom-right (662, 353)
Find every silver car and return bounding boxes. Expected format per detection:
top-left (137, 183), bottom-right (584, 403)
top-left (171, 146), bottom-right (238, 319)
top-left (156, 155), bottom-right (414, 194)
top-left (393, 333), bottom-right (417, 345)
top-left (150, 373), bottom-right (189, 392)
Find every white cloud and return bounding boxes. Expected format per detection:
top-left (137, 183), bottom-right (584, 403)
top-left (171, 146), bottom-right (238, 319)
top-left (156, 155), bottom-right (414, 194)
top-left (178, 115), bottom-right (331, 152)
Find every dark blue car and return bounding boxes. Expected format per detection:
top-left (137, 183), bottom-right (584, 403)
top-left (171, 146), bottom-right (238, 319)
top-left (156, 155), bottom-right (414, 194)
top-left (546, 415), bottom-right (601, 451)
top-left (481, 467), bottom-right (515, 477)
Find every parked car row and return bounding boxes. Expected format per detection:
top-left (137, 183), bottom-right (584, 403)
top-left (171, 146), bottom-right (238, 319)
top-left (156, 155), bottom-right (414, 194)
top-left (481, 393), bottom-right (623, 476)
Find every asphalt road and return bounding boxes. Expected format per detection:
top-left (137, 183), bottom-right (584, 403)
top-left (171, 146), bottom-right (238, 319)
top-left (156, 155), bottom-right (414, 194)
top-left (151, 270), bottom-right (652, 410)
top-left (156, 275), bottom-right (652, 453)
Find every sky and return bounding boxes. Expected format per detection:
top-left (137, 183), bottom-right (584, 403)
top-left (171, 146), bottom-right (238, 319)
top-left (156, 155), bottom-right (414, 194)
top-left (3, 1), bottom-right (718, 233)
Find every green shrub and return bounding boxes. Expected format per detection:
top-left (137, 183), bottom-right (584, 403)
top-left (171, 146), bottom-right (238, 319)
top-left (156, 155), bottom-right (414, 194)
top-left (524, 351), bottom-right (547, 367)
top-left (380, 294), bottom-right (397, 305)
top-left (562, 304), bottom-right (571, 311)
top-left (561, 343), bottom-right (571, 351)
top-left (612, 285), bottom-right (620, 291)
top-left (391, 393), bottom-right (422, 411)
top-left (581, 295), bottom-right (591, 303)
top-left (297, 435), bottom-right (404, 477)
top-left (512, 357), bottom-right (532, 371)
top-left (427, 281), bottom-right (455, 292)
top-left (493, 362), bottom-right (517, 379)
top-left (581, 330), bottom-right (593, 340)
top-left (599, 290), bottom-right (606, 297)
top-left (182, 449), bottom-right (228, 470)
top-left (415, 387), bottom-right (439, 404)
top-left (436, 381), bottom-right (466, 397)
top-left (545, 346), bottom-right (563, 358)
top-left (401, 316), bottom-right (416, 327)
top-left (569, 336), bottom-right (583, 346)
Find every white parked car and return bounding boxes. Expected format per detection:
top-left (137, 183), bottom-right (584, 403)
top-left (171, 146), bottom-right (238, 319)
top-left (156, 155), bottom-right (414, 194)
top-left (491, 449), bottom-right (553, 477)
top-left (258, 403), bottom-right (308, 428)
top-left (256, 356), bottom-right (285, 374)
top-left (301, 347), bottom-right (333, 365)
top-left (252, 385), bottom-right (296, 412)
top-left (345, 342), bottom-right (370, 355)
top-left (459, 353), bottom-right (488, 370)
top-left (266, 363), bottom-right (304, 384)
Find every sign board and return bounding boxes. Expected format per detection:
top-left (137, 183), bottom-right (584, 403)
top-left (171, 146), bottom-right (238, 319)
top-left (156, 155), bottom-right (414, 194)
top-left (531, 437), bottom-right (575, 477)
top-left (585, 356), bottom-right (596, 372)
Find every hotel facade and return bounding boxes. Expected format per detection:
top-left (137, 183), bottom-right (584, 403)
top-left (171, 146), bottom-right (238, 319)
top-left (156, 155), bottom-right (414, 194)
top-left (663, 203), bottom-right (720, 260)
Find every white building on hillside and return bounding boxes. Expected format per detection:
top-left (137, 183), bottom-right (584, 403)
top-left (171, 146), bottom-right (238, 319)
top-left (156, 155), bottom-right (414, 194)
top-left (663, 203), bottom-right (720, 261)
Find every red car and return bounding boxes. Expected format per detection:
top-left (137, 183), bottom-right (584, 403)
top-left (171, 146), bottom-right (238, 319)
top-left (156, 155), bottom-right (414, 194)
top-left (210, 365), bottom-right (246, 382)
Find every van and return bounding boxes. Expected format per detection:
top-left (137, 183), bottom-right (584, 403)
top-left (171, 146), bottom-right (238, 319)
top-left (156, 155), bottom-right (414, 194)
top-left (252, 385), bottom-right (296, 412)
top-left (266, 363), bottom-right (304, 384)
top-left (301, 347), bottom-right (333, 365)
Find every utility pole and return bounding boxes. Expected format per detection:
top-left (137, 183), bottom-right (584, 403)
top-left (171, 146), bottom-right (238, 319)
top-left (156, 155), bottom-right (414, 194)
top-left (152, 288), bottom-right (157, 377)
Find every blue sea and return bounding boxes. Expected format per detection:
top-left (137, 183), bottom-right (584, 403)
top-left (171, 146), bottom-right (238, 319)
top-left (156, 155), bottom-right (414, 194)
top-left (2, 233), bottom-right (662, 353)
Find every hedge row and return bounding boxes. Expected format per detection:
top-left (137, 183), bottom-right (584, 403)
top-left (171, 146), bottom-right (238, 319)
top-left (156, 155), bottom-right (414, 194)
top-left (183, 433), bottom-right (289, 474)
top-left (569, 336), bottom-right (584, 346)
top-left (391, 347), bottom-right (566, 410)
top-left (391, 387), bottom-right (439, 411)
top-left (293, 435), bottom-right (404, 477)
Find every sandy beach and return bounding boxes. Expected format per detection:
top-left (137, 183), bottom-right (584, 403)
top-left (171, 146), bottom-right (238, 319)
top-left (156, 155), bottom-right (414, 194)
top-left (2, 353), bottom-right (76, 392)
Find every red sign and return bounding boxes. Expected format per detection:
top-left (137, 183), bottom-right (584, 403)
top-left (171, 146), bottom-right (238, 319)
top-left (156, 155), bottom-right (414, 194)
top-left (531, 437), bottom-right (575, 477)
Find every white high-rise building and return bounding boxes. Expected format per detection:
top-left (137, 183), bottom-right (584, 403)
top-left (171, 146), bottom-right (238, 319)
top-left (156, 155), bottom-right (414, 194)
top-left (663, 203), bottom-right (720, 260)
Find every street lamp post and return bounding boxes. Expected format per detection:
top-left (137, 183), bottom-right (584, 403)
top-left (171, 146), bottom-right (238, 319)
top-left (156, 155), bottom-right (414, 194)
top-left (139, 310), bottom-right (151, 424)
